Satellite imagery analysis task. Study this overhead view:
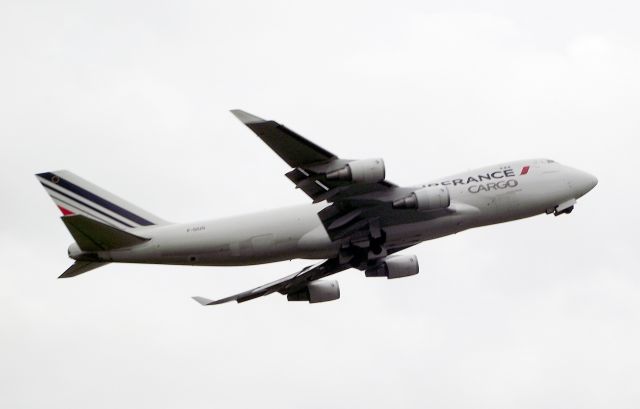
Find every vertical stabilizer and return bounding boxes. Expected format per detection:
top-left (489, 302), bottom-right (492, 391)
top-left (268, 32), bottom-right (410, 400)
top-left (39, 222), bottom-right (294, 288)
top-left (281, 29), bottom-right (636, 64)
top-left (35, 170), bottom-right (168, 230)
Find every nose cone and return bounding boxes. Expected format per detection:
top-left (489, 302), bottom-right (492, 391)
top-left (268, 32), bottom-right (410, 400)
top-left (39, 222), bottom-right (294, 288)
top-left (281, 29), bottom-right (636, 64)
top-left (571, 169), bottom-right (598, 197)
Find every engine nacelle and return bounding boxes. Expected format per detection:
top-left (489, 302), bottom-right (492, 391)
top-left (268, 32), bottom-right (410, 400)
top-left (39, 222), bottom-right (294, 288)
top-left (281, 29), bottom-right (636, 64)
top-left (326, 158), bottom-right (385, 184)
top-left (365, 255), bottom-right (419, 279)
top-left (287, 280), bottom-right (341, 303)
top-left (392, 186), bottom-right (450, 211)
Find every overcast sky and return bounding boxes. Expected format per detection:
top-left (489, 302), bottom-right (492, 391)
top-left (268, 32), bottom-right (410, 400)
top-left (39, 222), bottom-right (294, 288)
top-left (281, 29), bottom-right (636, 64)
top-left (2, 1), bottom-right (639, 408)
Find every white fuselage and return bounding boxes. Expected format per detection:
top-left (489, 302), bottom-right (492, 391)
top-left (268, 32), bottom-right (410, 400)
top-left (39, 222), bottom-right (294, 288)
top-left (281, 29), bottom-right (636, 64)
top-left (87, 159), bottom-right (597, 266)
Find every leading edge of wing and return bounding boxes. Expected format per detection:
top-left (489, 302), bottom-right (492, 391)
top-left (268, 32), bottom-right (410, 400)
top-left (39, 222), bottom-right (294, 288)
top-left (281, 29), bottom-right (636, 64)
top-left (230, 109), bottom-right (337, 168)
top-left (192, 260), bottom-right (342, 306)
top-left (191, 269), bottom-right (308, 306)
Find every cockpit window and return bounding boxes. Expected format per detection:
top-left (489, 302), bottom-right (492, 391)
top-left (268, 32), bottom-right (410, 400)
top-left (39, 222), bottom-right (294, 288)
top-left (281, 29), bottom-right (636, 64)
top-left (546, 159), bottom-right (555, 163)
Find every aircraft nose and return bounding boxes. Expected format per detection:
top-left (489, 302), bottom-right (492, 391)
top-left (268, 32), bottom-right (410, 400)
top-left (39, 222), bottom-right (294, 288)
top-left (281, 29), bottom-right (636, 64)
top-left (586, 172), bottom-right (598, 190)
top-left (571, 169), bottom-right (598, 197)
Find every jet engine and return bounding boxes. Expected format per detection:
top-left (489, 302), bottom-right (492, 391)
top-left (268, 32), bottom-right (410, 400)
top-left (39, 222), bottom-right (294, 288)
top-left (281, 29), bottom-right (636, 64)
top-left (287, 280), bottom-right (341, 303)
top-left (365, 254), bottom-right (419, 279)
top-left (326, 158), bottom-right (385, 184)
top-left (392, 186), bottom-right (450, 211)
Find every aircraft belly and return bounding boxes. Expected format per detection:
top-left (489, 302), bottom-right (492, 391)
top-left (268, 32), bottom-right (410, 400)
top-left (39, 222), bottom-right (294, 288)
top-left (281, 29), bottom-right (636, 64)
top-left (384, 202), bottom-right (479, 246)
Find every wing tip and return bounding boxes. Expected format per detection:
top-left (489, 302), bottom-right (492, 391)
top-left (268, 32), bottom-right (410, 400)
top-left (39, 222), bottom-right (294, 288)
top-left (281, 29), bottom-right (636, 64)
top-left (192, 296), bottom-right (215, 306)
top-left (230, 109), bottom-right (266, 124)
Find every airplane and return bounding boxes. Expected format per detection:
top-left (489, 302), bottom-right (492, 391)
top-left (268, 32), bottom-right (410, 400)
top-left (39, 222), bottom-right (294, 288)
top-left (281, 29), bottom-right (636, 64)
top-left (36, 110), bottom-right (598, 305)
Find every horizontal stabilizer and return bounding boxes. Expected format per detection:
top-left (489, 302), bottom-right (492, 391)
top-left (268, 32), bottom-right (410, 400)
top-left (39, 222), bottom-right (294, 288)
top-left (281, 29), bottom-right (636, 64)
top-left (62, 214), bottom-right (150, 251)
top-left (59, 261), bottom-right (110, 278)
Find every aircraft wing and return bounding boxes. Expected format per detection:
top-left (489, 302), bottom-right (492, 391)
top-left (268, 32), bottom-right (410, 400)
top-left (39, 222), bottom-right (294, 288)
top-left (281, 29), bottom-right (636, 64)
top-left (192, 258), bottom-right (348, 305)
top-left (231, 110), bottom-right (396, 203)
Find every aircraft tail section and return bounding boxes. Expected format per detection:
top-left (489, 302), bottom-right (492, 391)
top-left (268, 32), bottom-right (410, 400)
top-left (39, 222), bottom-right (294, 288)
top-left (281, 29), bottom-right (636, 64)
top-left (53, 215), bottom-right (147, 279)
top-left (35, 170), bottom-right (168, 230)
top-left (35, 170), bottom-right (162, 278)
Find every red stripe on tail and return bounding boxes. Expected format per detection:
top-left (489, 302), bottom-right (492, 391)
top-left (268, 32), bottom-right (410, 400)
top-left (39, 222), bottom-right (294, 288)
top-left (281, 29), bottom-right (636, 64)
top-left (58, 206), bottom-right (74, 216)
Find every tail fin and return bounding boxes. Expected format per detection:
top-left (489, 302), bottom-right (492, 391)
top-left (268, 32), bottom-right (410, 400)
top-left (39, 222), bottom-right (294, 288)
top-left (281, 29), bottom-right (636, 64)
top-left (35, 170), bottom-right (168, 230)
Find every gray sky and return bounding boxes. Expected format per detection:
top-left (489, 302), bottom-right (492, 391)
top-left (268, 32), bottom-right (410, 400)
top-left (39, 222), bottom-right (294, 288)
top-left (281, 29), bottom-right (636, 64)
top-left (2, 1), bottom-right (639, 408)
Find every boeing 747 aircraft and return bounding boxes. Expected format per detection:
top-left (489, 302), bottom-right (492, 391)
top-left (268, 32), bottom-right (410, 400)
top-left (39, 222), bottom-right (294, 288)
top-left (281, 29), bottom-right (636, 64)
top-left (36, 110), bottom-right (598, 305)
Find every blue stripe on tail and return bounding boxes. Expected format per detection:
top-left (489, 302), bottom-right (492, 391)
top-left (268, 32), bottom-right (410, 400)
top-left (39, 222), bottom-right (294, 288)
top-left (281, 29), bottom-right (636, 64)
top-left (40, 182), bottom-right (134, 228)
top-left (37, 172), bottom-right (154, 226)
